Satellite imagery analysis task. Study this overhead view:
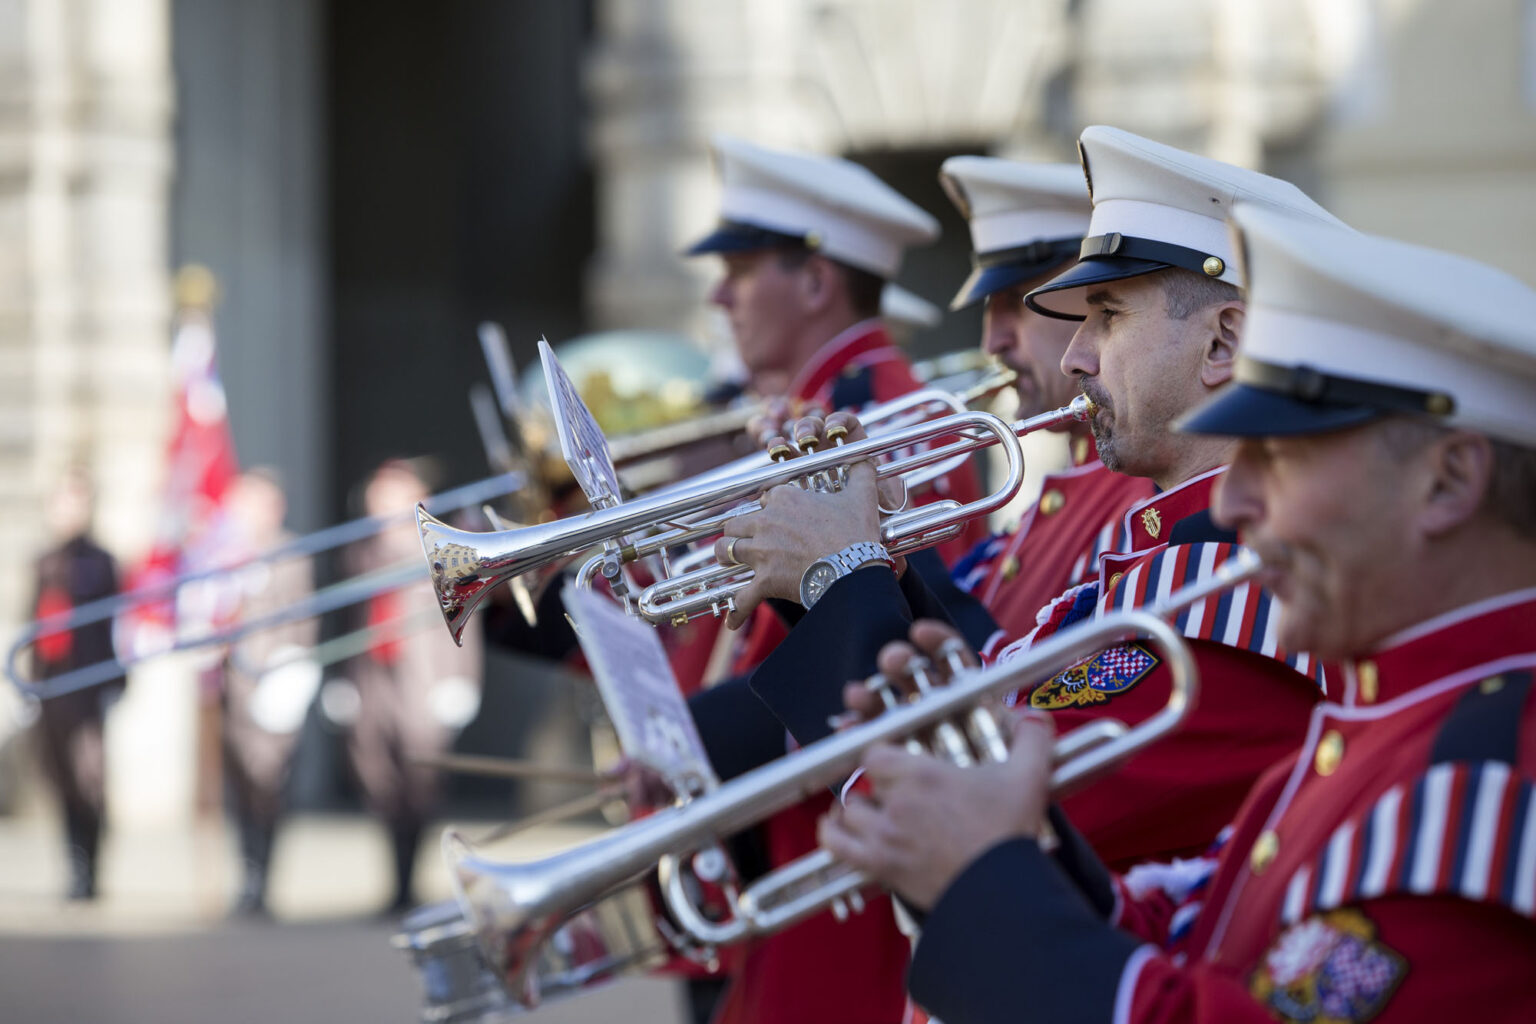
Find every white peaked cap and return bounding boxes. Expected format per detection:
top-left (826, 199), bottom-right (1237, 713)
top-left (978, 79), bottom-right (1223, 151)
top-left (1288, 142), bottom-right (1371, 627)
top-left (880, 283), bottom-right (943, 330)
top-left (1026, 126), bottom-right (1345, 320)
top-left (685, 135), bottom-right (939, 280)
top-left (938, 157), bottom-right (1091, 310)
top-left (1180, 203), bottom-right (1536, 449)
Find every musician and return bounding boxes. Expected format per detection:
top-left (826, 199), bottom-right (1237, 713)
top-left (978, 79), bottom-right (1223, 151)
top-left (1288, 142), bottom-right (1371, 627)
top-left (217, 468), bottom-right (317, 916)
top-left (728, 127), bottom-right (1346, 872)
top-left (342, 459), bottom-right (484, 914)
top-left (933, 155), bottom-right (1154, 649)
top-left (675, 134), bottom-right (989, 1024)
top-left (28, 468), bottom-right (122, 901)
top-left (826, 205), bottom-right (1536, 1024)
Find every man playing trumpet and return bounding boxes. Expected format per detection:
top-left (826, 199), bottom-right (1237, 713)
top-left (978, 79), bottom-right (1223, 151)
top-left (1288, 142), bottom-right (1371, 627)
top-left (827, 204), bottom-right (1536, 1024)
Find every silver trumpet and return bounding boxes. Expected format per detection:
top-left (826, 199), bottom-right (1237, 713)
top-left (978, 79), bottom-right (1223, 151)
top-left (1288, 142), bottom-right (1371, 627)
top-left (441, 552), bottom-right (1260, 1007)
top-left (417, 393), bottom-right (1089, 641)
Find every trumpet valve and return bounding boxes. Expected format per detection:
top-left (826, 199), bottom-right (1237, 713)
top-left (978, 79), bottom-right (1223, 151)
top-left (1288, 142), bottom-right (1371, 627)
top-left (768, 442), bottom-right (796, 462)
top-left (967, 706), bottom-right (1010, 763)
top-left (939, 637), bottom-right (971, 675)
top-left (795, 434), bottom-right (820, 454)
top-left (865, 674), bottom-right (902, 711)
top-left (825, 424), bottom-right (849, 445)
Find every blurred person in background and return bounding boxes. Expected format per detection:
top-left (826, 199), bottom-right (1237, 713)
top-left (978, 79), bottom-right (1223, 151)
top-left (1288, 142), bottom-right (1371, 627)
top-left (340, 459), bottom-right (483, 915)
top-left (28, 467), bottom-right (123, 901)
top-left (217, 468), bottom-right (318, 918)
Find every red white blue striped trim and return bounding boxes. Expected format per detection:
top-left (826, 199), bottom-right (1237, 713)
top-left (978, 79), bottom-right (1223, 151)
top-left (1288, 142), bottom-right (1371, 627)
top-left (1098, 541), bottom-right (1328, 690)
top-left (1281, 761), bottom-right (1536, 925)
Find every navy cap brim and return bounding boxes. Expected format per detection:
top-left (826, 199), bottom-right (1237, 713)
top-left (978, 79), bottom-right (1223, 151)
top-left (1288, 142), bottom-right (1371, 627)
top-left (1023, 255), bottom-right (1173, 320)
top-left (684, 221), bottom-right (808, 257)
top-left (1176, 382), bottom-right (1384, 438)
top-left (949, 257), bottom-right (1076, 311)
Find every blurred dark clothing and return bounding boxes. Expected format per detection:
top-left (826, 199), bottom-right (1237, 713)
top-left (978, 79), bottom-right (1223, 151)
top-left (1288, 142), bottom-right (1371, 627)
top-left (29, 534), bottom-right (122, 900)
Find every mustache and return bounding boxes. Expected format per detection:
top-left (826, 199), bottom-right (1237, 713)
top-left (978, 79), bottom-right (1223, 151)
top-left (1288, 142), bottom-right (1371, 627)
top-left (1078, 377), bottom-right (1112, 414)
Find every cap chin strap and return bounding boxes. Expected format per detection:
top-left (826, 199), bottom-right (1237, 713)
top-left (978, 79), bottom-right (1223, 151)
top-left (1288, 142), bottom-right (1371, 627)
top-left (1237, 357), bottom-right (1457, 418)
top-left (973, 237), bottom-right (1082, 272)
top-left (1079, 233), bottom-right (1228, 279)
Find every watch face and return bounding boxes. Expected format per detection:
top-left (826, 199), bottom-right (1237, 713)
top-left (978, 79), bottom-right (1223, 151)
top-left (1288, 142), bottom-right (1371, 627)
top-left (800, 562), bottom-right (840, 607)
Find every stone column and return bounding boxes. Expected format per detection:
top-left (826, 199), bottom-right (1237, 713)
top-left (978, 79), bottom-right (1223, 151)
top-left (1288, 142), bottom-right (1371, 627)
top-left (0, 0), bottom-right (179, 820)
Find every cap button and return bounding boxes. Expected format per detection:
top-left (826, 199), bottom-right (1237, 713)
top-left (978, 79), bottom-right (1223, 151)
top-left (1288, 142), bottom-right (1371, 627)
top-left (804, 230), bottom-right (823, 250)
top-left (1202, 256), bottom-right (1225, 277)
top-left (1314, 730), bottom-right (1345, 776)
top-left (1425, 393), bottom-right (1454, 416)
top-left (1250, 830), bottom-right (1279, 874)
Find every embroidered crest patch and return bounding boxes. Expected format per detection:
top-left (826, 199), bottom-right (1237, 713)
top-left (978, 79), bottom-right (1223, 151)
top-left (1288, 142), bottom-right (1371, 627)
top-left (1028, 642), bottom-right (1158, 709)
top-left (1250, 909), bottom-right (1406, 1024)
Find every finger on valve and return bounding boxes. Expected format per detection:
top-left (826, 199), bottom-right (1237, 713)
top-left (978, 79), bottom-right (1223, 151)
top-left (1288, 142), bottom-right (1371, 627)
top-left (791, 415), bottom-right (828, 454)
top-left (823, 410), bottom-right (867, 445)
top-left (724, 578), bottom-right (765, 630)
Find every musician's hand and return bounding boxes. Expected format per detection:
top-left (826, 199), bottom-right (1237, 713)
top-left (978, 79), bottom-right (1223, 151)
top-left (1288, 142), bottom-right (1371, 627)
top-left (609, 756), bottom-right (675, 812)
top-left (818, 709), bottom-right (1056, 911)
top-left (768, 413), bottom-right (907, 512)
top-left (716, 460), bottom-right (895, 629)
top-left (747, 397), bottom-right (796, 447)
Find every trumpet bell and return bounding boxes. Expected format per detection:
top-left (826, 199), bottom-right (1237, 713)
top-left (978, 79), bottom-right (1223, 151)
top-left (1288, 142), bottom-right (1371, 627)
top-left (416, 506), bottom-right (497, 645)
top-left (444, 831), bottom-right (672, 1010)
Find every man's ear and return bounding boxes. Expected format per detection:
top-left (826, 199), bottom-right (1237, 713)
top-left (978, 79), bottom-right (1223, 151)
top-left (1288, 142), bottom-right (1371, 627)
top-left (1198, 302), bottom-right (1244, 389)
top-left (1420, 430), bottom-right (1494, 538)
top-left (799, 255), bottom-right (837, 315)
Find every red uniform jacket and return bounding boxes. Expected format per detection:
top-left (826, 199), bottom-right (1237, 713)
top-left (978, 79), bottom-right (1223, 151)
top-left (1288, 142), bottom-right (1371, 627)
top-left (908, 588), bottom-right (1536, 1024)
top-left (711, 320), bottom-right (987, 1024)
top-left (993, 468), bottom-right (1327, 868)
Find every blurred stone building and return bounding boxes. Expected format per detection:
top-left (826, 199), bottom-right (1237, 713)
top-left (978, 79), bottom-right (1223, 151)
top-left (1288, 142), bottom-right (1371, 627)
top-left (1, 0), bottom-right (1533, 821)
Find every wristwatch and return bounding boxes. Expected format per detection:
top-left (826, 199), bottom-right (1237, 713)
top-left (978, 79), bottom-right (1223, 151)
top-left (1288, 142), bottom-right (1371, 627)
top-left (799, 541), bottom-right (895, 608)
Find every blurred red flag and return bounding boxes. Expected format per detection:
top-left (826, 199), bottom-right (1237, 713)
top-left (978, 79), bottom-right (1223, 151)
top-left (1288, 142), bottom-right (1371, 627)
top-left (120, 269), bottom-right (242, 657)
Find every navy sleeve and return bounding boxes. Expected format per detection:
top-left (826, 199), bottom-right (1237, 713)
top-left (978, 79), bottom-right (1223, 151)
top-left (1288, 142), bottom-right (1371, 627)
top-left (907, 838), bottom-right (1140, 1024)
top-left (901, 549), bottom-right (999, 651)
top-left (687, 674), bottom-right (792, 782)
top-left (749, 565), bottom-right (912, 746)
top-left (1046, 805), bottom-right (1118, 919)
